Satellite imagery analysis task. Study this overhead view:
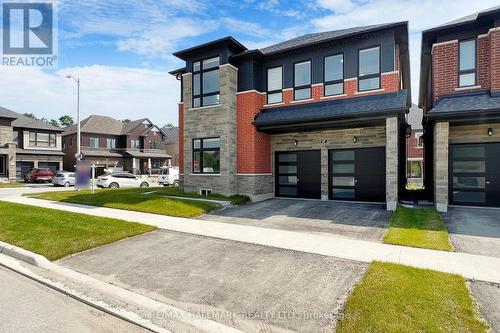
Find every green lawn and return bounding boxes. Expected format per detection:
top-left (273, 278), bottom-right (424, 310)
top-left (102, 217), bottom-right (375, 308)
top-left (153, 187), bottom-right (251, 205)
top-left (384, 205), bottom-right (452, 251)
top-left (337, 262), bottom-right (488, 333)
top-left (0, 182), bottom-right (25, 188)
top-left (0, 201), bottom-right (155, 260)
top-left (28, 188), bottom-right (223, 218)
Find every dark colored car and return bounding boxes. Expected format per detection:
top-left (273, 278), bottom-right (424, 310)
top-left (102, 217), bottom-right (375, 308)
top-left (25, 168), bottom-right (55, 183)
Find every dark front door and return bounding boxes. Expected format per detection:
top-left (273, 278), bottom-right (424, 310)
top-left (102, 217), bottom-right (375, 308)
top-left (329, 147), bottom-right (385, 202)
top-left (276, 150), bottom-right (321, 199)
top-left (450, 143), bottom-right (500, 207)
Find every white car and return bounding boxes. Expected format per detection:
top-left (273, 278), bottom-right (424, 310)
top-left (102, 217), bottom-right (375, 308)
top-left (97, 173), bottom-right (150, 188)
top-left (52, 171), bottom-right (76, 187)
top-left (158, 166), bottom-right (179, 186)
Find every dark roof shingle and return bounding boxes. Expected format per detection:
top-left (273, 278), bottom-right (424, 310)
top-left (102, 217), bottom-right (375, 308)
top-left (428, 92), bottom-right (500, 116)
top-left (162, 126), bottom-right (179, 143)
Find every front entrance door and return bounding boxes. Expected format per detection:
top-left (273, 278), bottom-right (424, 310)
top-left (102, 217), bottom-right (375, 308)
top-left (450, 143), bottom-right (500, 207)
top-left (329, 147), bottom-right (386, 202)
top-left (276, 150), bottom-right (321, 199)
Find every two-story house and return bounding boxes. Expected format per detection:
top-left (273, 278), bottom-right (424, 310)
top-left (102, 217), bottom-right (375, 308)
top-left (62, 115), bottom-right (171, 175)
top-left (171, 21), bottom-right (411, 210)
top-left (406, 104), bottom-right (424, 186)
top-left (0, 107), bottom-right (65, 181)
top-left (420, 6), bottom-right (500, 211)
top-left (162, 126), bottom-right (180, 167)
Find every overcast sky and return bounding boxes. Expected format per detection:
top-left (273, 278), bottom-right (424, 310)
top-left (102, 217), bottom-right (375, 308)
top-left (0, 0), bottom-right (498, 127)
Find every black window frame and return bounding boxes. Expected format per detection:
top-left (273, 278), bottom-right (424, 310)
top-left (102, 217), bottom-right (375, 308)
top-left (29, 132), bottom-right (57, 147)
top-left (192, 137), bottom-right (220, 174)
top-left (293, 60), bottom-right (312, 101)
top-left (192, 55), bottom-right (221, 108)
top-left (357, 45), bottom-right (381, 92)
top-left (324, 52), bottom-right (344, 96)
top-left (0, 155), bottom-right (5, 175)
top-left (148, 140), bottom-right (161, 149)
top-left (266, 65), bottom-right (283, 104)
top-left (458, 38), bottom-right (477, 88)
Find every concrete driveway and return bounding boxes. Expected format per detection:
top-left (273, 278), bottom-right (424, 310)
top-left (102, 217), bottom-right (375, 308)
top-left (59, 230), bottom-right (367, 333)
top-left (443, 207), bottom-right (500, 258)
top-left (201, 198), bottom-right (392, 242)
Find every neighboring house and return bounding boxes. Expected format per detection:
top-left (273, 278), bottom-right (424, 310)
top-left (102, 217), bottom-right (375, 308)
top-left (420, 6), bottom-right (500, 211)
top-left (406, 104), bottom-right (424, 186)
top-left (171, 22), bottom-right (411, 210)
top-left (62, 115), bottom-right (171, 175)
top-left (0, 107), bottom-right (65, 181)
top-left (162, 126), bottom-right (179, 167)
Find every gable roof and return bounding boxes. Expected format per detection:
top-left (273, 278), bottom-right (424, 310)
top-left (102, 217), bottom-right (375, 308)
top-left (62, 115), bottom-right (160, 136)
top-left (427, 92), bottom-right (500, 120)
top-left (162, 126), bottom-right (179, 143)
top-left (0, 106), bottom-right (19, 119)
top-left (259, 22), bottom-right (407, 55)
top-left (0, 106), bottom-right (62, 131)
top-left (425, 5), bottom-right (500, 32)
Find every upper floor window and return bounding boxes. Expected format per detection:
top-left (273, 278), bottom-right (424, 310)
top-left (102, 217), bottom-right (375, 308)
top-left (193, 137), bottom-right (220, 174)
top-left (193, 56), bottom-right (220, 108)
top-left (324, 54), bottom-right (344, 96)
top-left (89, 137), bottom-right (99, 149)
top-left (149, 141), bottom-right (161, 149)
top-left (294, 61), bottom-right (311, 100)
top-left (29, 132), bottom-right (56, 147)
top-left (107, 138), bottom-right (116, 149)
top-left (459, 39), bottom-right (476, 87)
top-left (267, 66), bottom-right (283, 104)
top-left (12, 131), bottom-right (19, 145)
top-left (131, 139), bottom-right (140, 149)
top-left (358, 46), bottom-right (381, 92)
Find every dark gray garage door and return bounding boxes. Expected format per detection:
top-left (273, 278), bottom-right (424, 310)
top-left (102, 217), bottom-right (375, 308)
top-left (16, 162), bottom-right (34, 180)
top-left (450, 143), bottom-right (500, 207)
top-left (329, 147), bottom-right (386, 202)
top-left (38, 162), bottom-right (60, 173)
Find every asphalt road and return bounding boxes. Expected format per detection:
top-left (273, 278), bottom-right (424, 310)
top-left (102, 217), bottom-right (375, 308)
top-left (0, 266), bottom-right (148, 333)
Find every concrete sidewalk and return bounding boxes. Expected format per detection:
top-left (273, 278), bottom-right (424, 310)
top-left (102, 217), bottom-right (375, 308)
top-left (3, 195), bottom-right (500, 284)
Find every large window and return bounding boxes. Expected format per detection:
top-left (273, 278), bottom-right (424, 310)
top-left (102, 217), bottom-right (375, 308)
top-left (267, 66), bottom-right (283, 104)
top-left (131, 139), bottom-right (140, 149)
top-left (358, 46), bottom-right (381, 92)
top-left (294, 61), bottom-right (311, 100)
top-left (89, 137), bottom-right (99, 148)
top-left (149, 141), bottom-right (161, 149)
top-left (407, 161), bottom-right (422, 178)
top-left (192, 137), bottom-right (220, 174)
top-left (192, 56), bottom-right (220, 108)
top-left (12, 131), bottom-right (19, 145)
top-left (29, 132), bottom-right (56, 147)
top-left (107, 138), bottom-right (116, 149)
top-left (324, 54), bottom-right (344, 96)
top-left (459, 39), bottom-right (476, 87)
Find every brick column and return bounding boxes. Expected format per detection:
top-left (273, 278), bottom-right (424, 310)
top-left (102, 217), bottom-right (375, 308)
top-left (386, 117), bottom-right (398, 211)
top-left (433, 122), bottom-right (449, 212)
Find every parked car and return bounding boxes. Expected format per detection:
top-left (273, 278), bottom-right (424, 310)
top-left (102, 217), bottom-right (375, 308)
top-left (52, 171), bottom-right (76, 187)
top-left (96, 172), bottom-right (150, 188)
top-left (24, 168), bottom-right (55, 183)
top-left (158, 166), bottom-right (179, 186)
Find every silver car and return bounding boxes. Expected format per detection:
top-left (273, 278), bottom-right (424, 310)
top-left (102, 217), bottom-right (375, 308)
top-left (52, 171), bottom-right (76, 187)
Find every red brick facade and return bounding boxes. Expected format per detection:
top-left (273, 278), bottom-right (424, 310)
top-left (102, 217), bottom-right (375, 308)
top-left (236, 91), bottom-right (271, 173)
top-left (407, 131), bottom-right (423, 159)
top-left (178, 103), bottom-right (184, 174)
top-left (432, 28), bottom-right (500, 101)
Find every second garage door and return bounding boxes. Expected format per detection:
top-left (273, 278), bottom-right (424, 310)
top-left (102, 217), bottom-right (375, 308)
top-left (329, 147), bottom-right (386, 202)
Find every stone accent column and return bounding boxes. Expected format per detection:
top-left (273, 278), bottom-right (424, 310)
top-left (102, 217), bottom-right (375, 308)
top-left (433, 122), bottom-right (449, 212)
top-left (385, 117), bottom-right (398, 211)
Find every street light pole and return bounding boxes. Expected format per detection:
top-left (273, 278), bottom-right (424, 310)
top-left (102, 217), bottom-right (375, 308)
top-left (66, 75), bottom-right (81, 161)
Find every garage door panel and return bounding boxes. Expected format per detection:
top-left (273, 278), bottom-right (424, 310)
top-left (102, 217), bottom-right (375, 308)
top-left (276, 151), bottom-right (321, 199)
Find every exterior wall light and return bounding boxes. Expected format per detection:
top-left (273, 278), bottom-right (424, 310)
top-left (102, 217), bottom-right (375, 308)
top-left (353, 136), bottom-right (358, 143)
top-left (320, 139), bottom-right (328, 144)
top-left (488, 128), bottom-right (493, 137)
top-left (293, 139), bottom-right (298, 146)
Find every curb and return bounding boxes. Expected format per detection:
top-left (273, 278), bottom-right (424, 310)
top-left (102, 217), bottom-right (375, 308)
top-left (0, 241), bottom-right (244, 333)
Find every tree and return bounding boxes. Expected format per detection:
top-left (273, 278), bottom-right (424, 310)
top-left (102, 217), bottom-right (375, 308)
top-left (24, 113), bottom-right (37, 119)
top-left (164, 122), bottom-right (175, 128)
top-left (50, 119), bottom-right (61, 128)
top-left (58, 115), bottom-right (74, 127)
top-left (122, 119), bottom-right (131, 123)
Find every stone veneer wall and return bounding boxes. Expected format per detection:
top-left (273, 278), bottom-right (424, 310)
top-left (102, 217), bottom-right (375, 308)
top-left (433, 122), bottom-right (449, 212)
top-left (385, 117), bottom-right (399, 211)
top-left (449, 123), bottom-right (500, 144)
top-left (271, 125), bottom-right (387, 202)
top-left (0, 125), bottom-right (16, 181)
top-left (181, 64), bottom-right (238, 195)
